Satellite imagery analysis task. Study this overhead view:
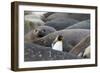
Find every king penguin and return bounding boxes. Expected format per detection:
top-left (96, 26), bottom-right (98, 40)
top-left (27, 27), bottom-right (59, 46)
top-left (52, 35), bottom-right (63, 51)
top-left (83, 46), bottom-right (90, 58)
top-left (78, 46), bottom-right (90, 58)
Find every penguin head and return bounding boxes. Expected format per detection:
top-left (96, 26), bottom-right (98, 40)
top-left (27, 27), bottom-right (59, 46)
top-left (57, 35), bottom-right (63, 41)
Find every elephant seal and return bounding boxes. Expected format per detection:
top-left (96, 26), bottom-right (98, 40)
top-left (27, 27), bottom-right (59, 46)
top-left (24, 26), bottom-right (56, 43)
top-left (46, 13), bottom-right (69, 21)
top-left (24, 42), bottom-right (81, 61)
top-left (24, 14), bottom-right (45, 34)
top-left (43, 12), bottom-right (54, 21)
top-left (33, 26), bottom-right (56, 38)
top-left (33, 29), bottom-right (90, 52)
top-left (44, 12), bottom-right (54, 18)
top-left (46, 12), bottom-right (90, 21)
top-left (32, 12), bottom-right (46, 20)
top-left (67, 19), bottom-right (90, 29)
top-left (45, 18), bottom-right (79, 30)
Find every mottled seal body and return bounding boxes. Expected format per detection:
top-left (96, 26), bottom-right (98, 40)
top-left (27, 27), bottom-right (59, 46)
top-left (46, 12), bottom-right (90, 21)
top-left (45, 18), bottom-right (79, 30)
top-left (24, 42), bottom-right (80, 61)
top-left (25, 26), bottom-right (56, 43)
top-left (67, 20), bottom-right (90, 29)
top-left (46, 13), bottom-right (69, 21)
top-left (33, 29), bottom-right (90, 52)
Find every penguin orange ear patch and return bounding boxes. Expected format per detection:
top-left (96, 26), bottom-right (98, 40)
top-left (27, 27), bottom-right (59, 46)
top-left (11, 1), bottom-right (97, 71)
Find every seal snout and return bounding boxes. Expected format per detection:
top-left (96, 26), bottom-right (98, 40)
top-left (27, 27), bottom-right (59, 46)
top-left (37, 29), bottom-right (45, 37)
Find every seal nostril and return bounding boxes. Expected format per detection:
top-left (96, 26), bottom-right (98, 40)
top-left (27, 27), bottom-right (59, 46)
top-left (38, 31), bottom-right (45, 37)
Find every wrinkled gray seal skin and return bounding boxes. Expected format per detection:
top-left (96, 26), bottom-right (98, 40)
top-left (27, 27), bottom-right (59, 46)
top-left (67, 19), bottom-right (90, 29)
top-left (46, 12), bottom-right (90, 21)
top-left (24, 26), bottom-right (56, 43)
top-left (33, 29), bottom-right (90, 52)
top-left (45, 18), bottom-right (79, 30)
top-left (46, 13), bottom-right (69, 21)
top-left (24, 42), bottom-right (81, 61)
top-left (42, 12), bottom-right (53, 22)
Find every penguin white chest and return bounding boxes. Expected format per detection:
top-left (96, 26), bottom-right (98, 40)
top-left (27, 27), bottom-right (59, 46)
top-left (52, 41), bottom-right (63, 51)
top-left (83, 46), bottom-right (90, 58)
